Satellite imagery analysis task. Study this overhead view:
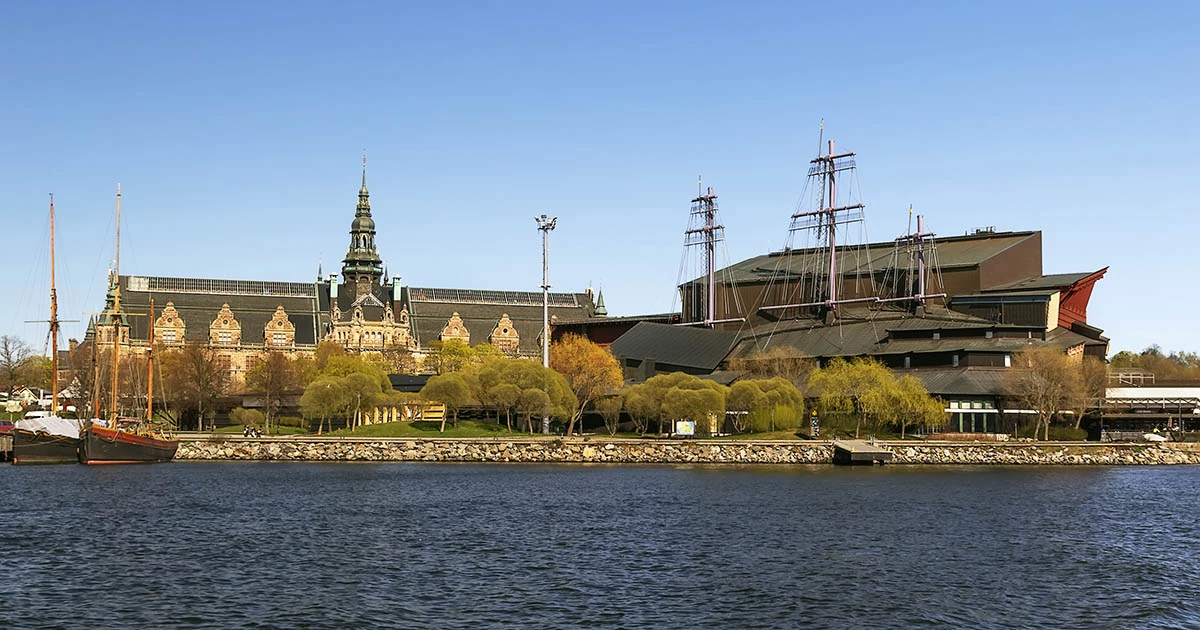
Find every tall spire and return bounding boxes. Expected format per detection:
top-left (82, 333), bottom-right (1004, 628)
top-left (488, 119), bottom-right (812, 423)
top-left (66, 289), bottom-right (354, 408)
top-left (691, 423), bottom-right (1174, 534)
top-left (343, 159), bottom-right (383, 298)
top-left (594, 289), bottom-right (608, 317)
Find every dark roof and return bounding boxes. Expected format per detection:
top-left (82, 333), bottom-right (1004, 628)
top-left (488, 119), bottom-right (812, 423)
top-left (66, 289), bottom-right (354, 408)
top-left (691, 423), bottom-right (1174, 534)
top-left (610, 322), bottom-right (739, 371)
top-left (897, 367), bottom-right (1011, 397)
top-left (388, 374), bottom-right (431, 392)
top-left (983, 271), bottom-right (1097, 293)
top-left (118, 276), bottom-right (323, 345)
top-left (403, 286), bottom-right (594, 354)
top-left (691, 231), bottom-right (1039, 286)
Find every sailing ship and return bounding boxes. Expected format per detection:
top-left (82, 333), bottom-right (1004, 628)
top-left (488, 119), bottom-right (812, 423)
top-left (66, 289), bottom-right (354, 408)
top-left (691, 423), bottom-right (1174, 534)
top-left (12, 195), bottom-right (83, 465)
top-left (78, 185), bottom-right (179, 464)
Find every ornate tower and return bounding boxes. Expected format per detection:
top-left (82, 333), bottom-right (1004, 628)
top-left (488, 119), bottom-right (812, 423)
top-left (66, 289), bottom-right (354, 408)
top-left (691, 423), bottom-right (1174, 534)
top-left (342, 165), bottom-right (384, 298)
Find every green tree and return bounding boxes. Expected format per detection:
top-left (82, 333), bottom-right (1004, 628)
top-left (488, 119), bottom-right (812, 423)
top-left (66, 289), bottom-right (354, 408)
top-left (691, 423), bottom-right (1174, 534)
top-left (245, 351), bottom-right (301, 434)
top-left (595, 395), bottom-right (623, 436)
top-left (550, 334), bottom-right (623, 436)
top-left (229, 407), bottom-right (265, 430)
top-left (807, 357), bottom-right (894, 438)
top-left (726, 381), bottom-right (767, 433)
top-left (421, 373), bottom-right (474, 431)
top-left (426, 339), bottom-right (474, 375)
top-left (516, 389), bottom-right (551, 434)
top-left (662, 387), bottom-right (726, 434)
top-left (621, 385), bottom-right (656, 435)
top-left (300, 375), bottom-right (350, 434)
top-left (889, 375), bottom-right (946, 438)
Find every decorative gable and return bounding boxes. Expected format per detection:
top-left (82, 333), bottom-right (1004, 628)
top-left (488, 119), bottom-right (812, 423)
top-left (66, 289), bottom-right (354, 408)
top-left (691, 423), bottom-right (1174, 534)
top-left (264, 305), bottom-right (296, 348)
top-left (440, 312), bottom-right (471, 344)
top-left (489, 313), bottom-right (520, 356)
top-left (154, 301), bottom-right (186, 346)
top-left (209, 303), bottom-right (241, 346)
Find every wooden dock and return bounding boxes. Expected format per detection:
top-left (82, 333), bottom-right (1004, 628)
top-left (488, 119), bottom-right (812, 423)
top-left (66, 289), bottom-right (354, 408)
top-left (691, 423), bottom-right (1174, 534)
top-left (1, 434), bottom-right (11, 462)
top-left (832, 439), bottom-right (893, 466)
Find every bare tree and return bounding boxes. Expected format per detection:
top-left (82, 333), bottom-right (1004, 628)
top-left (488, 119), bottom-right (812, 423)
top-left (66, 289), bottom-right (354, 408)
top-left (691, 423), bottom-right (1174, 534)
top-left (1005, 348), bottom-right (1083, 440)
top-left (0, 335), bottom-right (33, 393)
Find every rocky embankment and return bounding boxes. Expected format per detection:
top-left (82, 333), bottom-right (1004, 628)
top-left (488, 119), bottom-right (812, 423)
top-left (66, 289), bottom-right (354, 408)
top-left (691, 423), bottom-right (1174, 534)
top-left (176, 437), bottom-right (1200, 465)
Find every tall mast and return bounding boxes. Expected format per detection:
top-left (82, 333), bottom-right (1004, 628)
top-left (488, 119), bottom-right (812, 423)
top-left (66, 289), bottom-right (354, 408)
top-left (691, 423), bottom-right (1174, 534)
top-left (110, 184), bottom-right (121, 421)
top-left (759, 133), bottom-right (868, 319)
top-left (146, 299), bottom-right (154, 421)
top-left (685, 184), bottom-right (723, 326)
top-left (49, 194), bottom-right (60, 414)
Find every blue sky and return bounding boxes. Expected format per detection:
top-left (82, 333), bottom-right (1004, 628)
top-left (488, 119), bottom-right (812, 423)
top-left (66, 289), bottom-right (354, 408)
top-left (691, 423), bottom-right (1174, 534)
top-left (2, 1), bottom-right (1196, 356)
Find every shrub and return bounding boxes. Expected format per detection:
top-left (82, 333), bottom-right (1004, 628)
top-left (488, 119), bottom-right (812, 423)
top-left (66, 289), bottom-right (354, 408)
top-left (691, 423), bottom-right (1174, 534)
top-left (277, 415), bottom-right (306, 428)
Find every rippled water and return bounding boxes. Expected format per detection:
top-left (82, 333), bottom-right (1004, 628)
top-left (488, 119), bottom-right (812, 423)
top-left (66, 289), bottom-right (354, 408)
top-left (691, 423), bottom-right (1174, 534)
top-left (3, 463), bottom-right (1199, 629)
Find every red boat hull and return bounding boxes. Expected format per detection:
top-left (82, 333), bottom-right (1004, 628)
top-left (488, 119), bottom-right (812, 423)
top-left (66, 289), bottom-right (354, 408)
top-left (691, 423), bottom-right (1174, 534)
top-left (79, 425), bottom-right (178, 464)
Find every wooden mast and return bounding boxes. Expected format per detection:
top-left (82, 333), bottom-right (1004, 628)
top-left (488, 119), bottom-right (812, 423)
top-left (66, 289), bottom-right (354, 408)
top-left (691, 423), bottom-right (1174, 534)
top-left (49, 194), bottom-right (60, 414)
top-left (146, 299), bottom-right (154, 421)
top-left (110, 184), bottom-right (121, 422)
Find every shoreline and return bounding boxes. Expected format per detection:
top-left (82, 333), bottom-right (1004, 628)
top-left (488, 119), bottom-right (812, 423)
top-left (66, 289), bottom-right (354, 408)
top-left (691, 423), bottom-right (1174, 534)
top-left (176, 436), bottom-right (1200, 465)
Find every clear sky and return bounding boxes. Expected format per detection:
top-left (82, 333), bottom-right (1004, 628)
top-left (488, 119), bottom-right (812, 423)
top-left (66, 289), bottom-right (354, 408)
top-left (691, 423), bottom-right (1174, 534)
top-left (2, 1), bottom-right (1196, 356)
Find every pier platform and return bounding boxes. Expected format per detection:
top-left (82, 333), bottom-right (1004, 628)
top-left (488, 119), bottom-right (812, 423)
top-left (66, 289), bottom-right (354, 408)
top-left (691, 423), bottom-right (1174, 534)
top-left (832, 439), bottom-right (893, 465)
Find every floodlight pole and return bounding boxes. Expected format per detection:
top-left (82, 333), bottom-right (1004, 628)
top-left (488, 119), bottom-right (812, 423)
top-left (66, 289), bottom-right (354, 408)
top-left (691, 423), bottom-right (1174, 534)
top-left (536, 214), bottom-right (557, 434)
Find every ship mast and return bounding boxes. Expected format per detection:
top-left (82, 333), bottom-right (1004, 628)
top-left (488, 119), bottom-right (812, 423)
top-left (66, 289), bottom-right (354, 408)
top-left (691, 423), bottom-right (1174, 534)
top-left (110, 184), bottom-right (121, 422)
top-left (681, 179), bottom-right (744, 327)
top-left (49, 194), bottom-right (60, 414)
top-left (759, 135), bottom-right (871, 320)
top-left (146, 299), bottom-right (154, 421)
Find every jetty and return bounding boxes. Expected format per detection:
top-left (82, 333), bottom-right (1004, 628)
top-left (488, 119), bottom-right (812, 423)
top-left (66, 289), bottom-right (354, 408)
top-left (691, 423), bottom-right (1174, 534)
top-left (832, 439), bottom-right (893, 465)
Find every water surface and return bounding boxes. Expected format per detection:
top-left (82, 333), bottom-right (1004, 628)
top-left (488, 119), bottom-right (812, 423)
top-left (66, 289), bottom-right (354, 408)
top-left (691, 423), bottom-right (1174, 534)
top-left (3, 463), bottom-right (1197, 628)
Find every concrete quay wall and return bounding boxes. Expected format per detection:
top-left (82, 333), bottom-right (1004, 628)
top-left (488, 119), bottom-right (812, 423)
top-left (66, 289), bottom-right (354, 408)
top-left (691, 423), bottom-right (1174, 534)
top-left (176, 437), bottom-right (1200, 465)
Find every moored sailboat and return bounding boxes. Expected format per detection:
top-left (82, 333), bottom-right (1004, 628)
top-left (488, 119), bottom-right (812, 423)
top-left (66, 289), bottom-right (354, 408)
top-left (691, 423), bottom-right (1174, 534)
top-left (78, 185), bottom-right (178, 464)
top-left (13, 194), bottom-right (83, 465)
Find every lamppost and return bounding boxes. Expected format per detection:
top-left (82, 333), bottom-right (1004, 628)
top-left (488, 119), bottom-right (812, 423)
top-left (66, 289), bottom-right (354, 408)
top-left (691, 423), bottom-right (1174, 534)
top-left (535, 214), bottom-right (557, 434)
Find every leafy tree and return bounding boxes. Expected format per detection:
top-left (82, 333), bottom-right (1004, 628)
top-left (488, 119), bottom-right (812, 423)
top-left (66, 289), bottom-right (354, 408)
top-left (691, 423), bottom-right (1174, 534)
top-left (1005, 348), bottom-right (1083, 441)
top-left (621, 385), bottom-right (655, 435)
top-left (474, 356), bottom-right (576, 431)
top-left (229, 407), bottom-right (265, 430)
top-left (159, 341), bottom-right (228, 431)
top-left (595, 395), bottom-right (623, 436)
top-left (426, 339), bottom-right (474, 375)
top-left (807, 357), bottom-right (894, 438)
top-left (516, 389), bottom-right (551, 434)
top-left (421, 373), bottom-right (474, 432)
top-left (245, 351), bottom-right (301, 434)
top-left (550, 333), bottom-right (623, 436)
top-left (318, 354), bottom-right (391, 390)
top-left (300, 375), bottom-right (350, 434)
top-left (342, 371), bottom-right (385, 429)
top-left (0, 335), bottom-right (33, 393)
top-left (623, 372), bottom-right (727, 434)
top-left (662, 387), bottom-right (725, 434)
top-left (726, 346), bottom-right (815, 390)
top-left (889, 375), bottom-right (946, 438)
top-left (19, 355), bottom-right (54, 394)
top-left (485, 382), bottom-right (522, 432)
top-left (726, 381), bottom-right (767, 433)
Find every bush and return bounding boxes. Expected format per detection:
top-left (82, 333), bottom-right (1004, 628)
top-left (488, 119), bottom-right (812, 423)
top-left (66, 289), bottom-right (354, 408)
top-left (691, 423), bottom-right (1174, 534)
top-left (277, 415), bottom-right (306, 428)
top-left (748, 404), bottom-right (802, 433)
top-left (229, 407), bottom-right (265, 427)
top-left (1014, 424), bottom-right (1088, 441)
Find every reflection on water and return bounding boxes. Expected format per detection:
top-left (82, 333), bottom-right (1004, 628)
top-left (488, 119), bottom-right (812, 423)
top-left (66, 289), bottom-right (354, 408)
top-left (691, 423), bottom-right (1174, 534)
top-left (3, 463), bottom-right (1198, 629)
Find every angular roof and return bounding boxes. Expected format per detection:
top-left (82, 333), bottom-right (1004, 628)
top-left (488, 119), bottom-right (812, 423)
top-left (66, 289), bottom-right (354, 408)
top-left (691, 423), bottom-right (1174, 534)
top-left (898, 367), bottom-right (1011, 397)
top-left (689, 230), bottom-right (1039, 286)
top-left (403, 286), bottom-right (594, 355)
top-left (983, 271), bottom-right (1098, 293)
top-left (117, 275), bottom-right (323, 345)
top-left (610, 322), bottom-right (739, 371)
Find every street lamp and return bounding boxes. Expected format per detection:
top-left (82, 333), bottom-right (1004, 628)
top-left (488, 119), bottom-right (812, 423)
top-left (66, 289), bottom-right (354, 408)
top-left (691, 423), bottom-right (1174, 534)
top-left (535, 214), bottom-right (557, 434)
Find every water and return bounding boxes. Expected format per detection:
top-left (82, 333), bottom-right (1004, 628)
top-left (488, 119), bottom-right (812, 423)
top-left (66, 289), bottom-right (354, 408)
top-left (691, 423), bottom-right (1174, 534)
top-left (3, 463), bottom-right (1198, 629)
